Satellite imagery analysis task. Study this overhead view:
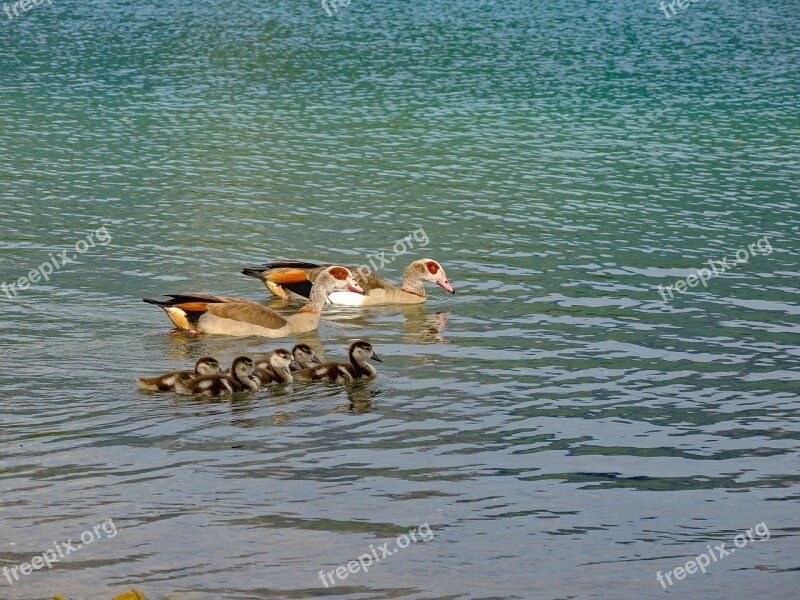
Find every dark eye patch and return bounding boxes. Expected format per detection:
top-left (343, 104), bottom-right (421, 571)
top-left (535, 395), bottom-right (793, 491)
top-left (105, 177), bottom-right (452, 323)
top-left (329, 267), bottom-right (348, 280)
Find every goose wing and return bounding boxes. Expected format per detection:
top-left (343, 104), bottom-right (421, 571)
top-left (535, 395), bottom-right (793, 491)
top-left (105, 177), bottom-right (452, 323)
top-left (204, 302), bottom-right (289, 330)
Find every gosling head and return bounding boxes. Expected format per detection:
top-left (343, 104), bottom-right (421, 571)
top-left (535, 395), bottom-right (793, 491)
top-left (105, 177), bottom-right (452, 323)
top-left (413, 259), bottom-right (454, 294)
top-left (270, 348), bottom-right (297, 373)
top-left (231, 356), bottom-right (255, 382)
top-left (349, 340), bottom-right (382, 364)
top-left (195, 356), bottom-right (222, 376)
top-left (292, 344), bottom-right (321, 369)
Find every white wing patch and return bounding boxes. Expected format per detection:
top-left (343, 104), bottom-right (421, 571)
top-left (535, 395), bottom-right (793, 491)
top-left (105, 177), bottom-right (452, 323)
top-left (326, 291), bottom-right (368, 306)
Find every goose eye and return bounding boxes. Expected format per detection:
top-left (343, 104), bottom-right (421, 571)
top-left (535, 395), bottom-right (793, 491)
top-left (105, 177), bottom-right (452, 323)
top-left (425, 261), bottom-right (439, 274)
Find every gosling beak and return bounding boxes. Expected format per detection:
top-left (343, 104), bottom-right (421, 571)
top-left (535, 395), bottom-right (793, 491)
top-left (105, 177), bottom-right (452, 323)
top-left (437, 276), bottom-right (455, 294)
top-left (290, 359), bottom-right (300, 370)
top-left (370, 352), bottom-right (383, 363)
top-left (348, 279), bottom-right (366, 295)
top-left (311, 356), bottom-right (322, 364)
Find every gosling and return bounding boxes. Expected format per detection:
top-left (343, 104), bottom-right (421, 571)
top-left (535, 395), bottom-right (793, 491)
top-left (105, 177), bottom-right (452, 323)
top-left (177, 356), bottom-right (259, 396)
top-left (294, 340), bottom-right (382, 384)
top-left (137, 356), bottom-right (222, 392)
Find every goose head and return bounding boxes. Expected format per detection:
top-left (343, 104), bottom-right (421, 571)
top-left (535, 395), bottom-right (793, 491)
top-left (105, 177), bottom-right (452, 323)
top-left (292, 343), bottom-right (321, 369)
top-left (349, 340), bottom-right (383, 365)
top-left (318, 266), bottom-right (365, 296)
top-left (414, 259), bottom-right (454, 294)
top-left (195, 356), bottom-right (222, 376)
top-left (230, 356), bottom-right (258, 390)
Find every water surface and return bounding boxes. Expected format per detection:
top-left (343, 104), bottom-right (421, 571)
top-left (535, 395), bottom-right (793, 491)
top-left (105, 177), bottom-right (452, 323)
top-left (1, 0), bottom-right (798, 598)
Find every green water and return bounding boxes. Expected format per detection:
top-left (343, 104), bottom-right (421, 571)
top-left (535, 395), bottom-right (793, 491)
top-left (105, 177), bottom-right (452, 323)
top-left (1, 0), bottom-right (798, 598)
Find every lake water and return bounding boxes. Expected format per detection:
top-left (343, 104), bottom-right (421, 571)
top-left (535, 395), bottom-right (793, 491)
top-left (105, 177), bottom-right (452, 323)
top-left (1, 0), bottom-right (798, 598)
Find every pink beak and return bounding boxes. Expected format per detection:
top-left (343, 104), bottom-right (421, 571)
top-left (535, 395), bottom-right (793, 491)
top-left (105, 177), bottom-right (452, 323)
top-left (347, 279), bottom-right (366, 295)
top-left (437, 275), bottom-right (455, 294)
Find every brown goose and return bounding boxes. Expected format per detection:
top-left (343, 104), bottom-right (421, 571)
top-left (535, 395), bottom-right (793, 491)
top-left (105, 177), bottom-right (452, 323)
top-left (143, 267), bottom-right (364, 338)
top-left (242, 259), bottom-right (454, 306)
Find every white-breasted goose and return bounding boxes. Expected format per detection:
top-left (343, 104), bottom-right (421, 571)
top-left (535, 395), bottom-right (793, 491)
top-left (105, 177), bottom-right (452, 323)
top-left (241, 259), bottom-right (454, 306)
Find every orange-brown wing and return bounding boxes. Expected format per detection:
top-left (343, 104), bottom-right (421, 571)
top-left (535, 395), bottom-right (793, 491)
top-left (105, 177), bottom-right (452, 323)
top-left (205, 302), bottom-right (289, 330)
top-left (284, 265), bottom-right (330, 284)
top-left (248, 261), bottom-right (325, 286)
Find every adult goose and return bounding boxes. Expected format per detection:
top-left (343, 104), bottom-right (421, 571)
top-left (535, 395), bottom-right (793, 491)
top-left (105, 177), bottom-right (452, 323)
top-left (241, 259), bottom-right (454, 306)
top-left (143, 266), bottom-right (364, 337)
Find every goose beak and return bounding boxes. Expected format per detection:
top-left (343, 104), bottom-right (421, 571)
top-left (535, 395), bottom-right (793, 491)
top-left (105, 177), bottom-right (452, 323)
top-left (347, 278), bottom-right (366, 295)
top-left (437, 276), bottom-right (455, 294)
top-left (371, 352), bottom-right (383, 363)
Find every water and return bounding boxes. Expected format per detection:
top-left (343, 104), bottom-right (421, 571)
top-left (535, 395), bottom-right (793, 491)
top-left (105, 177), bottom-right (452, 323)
top-left (1, 0), bottom-right (798, 598)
